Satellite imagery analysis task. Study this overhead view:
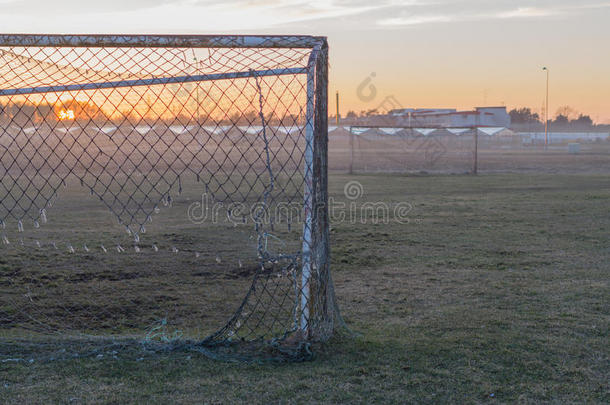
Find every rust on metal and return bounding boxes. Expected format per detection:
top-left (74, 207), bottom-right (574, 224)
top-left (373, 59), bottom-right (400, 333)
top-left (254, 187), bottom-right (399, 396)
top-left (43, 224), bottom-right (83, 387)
top-left (0, 34), bottom-right (326, 49)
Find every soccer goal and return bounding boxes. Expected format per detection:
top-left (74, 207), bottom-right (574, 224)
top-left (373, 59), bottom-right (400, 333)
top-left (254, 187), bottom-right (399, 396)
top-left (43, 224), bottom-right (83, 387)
top-left (337, 126), bottom-right (479, 174)
top-left (0, 34), bottom-right (335, 361)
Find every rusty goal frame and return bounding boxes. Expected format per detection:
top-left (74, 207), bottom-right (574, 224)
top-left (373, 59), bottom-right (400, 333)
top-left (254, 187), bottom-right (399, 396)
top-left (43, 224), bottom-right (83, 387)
top-left (0, 34), bottom-right (333, 362)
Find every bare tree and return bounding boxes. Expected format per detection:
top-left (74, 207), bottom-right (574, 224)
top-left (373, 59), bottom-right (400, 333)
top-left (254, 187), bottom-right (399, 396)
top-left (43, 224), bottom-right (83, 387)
top-left (555, 105), bottom-right (579, 121)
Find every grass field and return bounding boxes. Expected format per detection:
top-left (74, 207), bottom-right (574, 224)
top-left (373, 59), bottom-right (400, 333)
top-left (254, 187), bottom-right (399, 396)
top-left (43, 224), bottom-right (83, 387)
top-left (1, 172), bottom-right (609, 403)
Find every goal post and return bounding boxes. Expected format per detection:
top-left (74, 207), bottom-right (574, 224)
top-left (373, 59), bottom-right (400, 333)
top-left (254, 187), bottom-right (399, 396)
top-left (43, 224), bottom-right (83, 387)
top-left (0, 34), bottom-right (334, 362)
top-left (343, 125), bottom-right (479, 174)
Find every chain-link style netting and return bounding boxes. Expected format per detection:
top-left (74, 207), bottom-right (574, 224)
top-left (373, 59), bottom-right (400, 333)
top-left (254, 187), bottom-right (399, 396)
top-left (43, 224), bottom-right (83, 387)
top-left (0, 35), bottom-right (335, 362)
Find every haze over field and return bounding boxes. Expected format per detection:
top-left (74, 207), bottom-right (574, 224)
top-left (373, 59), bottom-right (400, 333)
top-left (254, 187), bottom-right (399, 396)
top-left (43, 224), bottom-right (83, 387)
top-left (0, 1), bottom-right (608, 123)
top-left (1, 3), bottom-right (609, 402)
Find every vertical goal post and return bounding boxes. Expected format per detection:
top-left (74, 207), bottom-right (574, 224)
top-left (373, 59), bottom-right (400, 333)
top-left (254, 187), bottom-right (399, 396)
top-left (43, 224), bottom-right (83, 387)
top-left (0, 34), bottom-right (334, 362)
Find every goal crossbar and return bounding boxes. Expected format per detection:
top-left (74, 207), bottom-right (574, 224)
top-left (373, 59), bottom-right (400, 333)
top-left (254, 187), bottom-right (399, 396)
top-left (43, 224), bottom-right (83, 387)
top-left (0, 67), bottom-right (308, 96)
top-left (0, 34), bottom-right (325, 49)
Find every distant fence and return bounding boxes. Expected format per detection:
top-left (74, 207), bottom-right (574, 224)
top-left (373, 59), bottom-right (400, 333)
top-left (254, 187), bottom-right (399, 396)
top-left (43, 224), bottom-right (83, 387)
top-left (519, 132), bottom-right (609, 144)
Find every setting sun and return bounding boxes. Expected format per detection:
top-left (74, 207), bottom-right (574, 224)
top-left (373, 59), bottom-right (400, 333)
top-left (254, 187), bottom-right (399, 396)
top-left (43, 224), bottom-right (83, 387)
top-left (57, 109), bottom-right (75, 120)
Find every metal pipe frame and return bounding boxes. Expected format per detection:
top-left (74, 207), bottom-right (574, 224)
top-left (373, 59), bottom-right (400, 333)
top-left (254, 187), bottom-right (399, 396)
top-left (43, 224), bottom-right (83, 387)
top-left (0, 33), bottom-right (332, 343)
top-left (0, 34), bottom-right (325, 49)
top-left (0, 67), bottom-right (308, 96)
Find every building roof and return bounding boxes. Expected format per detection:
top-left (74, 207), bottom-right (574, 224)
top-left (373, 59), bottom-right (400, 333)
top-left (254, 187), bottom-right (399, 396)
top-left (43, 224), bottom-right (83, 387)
top-left (412, 110), bottom-right (493, 117)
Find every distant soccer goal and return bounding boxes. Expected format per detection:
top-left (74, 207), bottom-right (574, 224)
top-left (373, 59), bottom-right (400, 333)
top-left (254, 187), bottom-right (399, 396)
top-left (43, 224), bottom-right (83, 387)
top-left (329, 126), bottom-right (479, 174)
top-left (0, 34), bottom-right (335, 362)
top-left (328, 125), bottom-right (531, 174)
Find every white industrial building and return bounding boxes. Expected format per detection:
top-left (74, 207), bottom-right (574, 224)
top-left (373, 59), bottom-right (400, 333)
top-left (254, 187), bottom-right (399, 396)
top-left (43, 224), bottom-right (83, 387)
top-left (389, 106), bottom-right (511, 127)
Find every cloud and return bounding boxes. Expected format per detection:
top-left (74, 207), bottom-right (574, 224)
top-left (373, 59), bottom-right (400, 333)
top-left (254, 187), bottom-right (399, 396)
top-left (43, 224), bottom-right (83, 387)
top-left (0, 0), bottom-right (608, 32)
top-left (496, 7), bottom-right (557, 19)
top-left (0, 0), bottom-right (388, 32)
top-left (376, 1), bottom-right (610, 27)
top-left (379, 15), bottom-right (452, 26)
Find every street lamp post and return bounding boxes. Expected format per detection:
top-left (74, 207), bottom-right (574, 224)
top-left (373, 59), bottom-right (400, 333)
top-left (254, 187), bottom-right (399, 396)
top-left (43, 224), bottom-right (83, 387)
top-left (542, 67), bottom-right (549, 147)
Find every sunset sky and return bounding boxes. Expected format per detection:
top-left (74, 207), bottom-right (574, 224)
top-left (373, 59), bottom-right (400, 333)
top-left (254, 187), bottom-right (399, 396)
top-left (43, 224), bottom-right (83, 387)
top-left (1, 0), bottom-right (609, 123)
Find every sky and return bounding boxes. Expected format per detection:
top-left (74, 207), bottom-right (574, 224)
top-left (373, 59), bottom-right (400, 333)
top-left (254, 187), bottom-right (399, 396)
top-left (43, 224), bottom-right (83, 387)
top-left (1, 0), bottom-right (609, 123)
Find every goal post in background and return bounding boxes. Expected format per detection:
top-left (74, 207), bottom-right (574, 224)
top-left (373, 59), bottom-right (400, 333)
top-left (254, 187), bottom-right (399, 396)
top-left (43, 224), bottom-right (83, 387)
top-left (0, 34), bottom-right (334, 362)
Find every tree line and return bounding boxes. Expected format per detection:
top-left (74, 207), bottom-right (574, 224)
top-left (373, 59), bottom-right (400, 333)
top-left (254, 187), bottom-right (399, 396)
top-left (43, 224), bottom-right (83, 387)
top-left (509, 106), bottom-right (601, 130)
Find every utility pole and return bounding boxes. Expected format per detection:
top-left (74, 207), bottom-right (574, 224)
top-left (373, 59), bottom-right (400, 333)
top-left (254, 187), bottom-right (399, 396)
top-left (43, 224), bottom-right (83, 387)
top-left (543, 67), bottom-right (549, 148)
top-left (191, 49), bottom-right (200, 125)
top-left (336, 91), bottom-right (340, 126)
top-left (194, 57), bottom-right (200, 124)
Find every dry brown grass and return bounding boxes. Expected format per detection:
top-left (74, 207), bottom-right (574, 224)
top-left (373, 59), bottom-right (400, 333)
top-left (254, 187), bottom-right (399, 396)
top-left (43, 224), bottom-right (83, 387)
top-left (1, 172), bottom-right (609, 403)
